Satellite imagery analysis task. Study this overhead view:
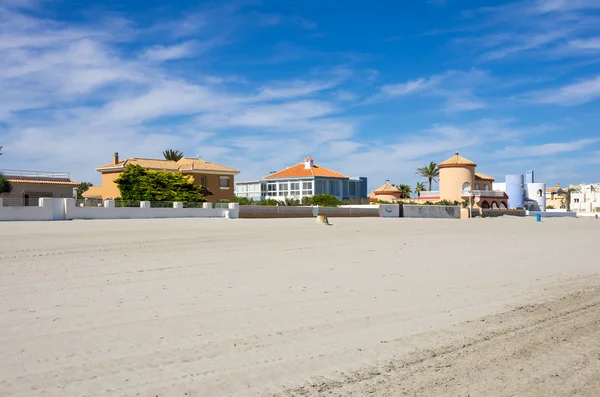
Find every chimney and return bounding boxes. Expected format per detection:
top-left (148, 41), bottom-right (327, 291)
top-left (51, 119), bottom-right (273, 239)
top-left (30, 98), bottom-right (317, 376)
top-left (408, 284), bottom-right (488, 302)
top-left (113, 152), bottom-right (119, 165)
top-left (386, 179), bottom-right (390, 185)
top-left (455, 151), bottom-right (459, 156)
top-left (304, 157), bottom-right (314, 170)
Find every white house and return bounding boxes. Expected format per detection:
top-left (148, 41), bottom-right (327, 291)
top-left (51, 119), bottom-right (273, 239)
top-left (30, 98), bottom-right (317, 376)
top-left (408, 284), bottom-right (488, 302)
top-left (570, 183), bottom-right (600, 213)
top-left (234, 157), bottom-right (367, 202)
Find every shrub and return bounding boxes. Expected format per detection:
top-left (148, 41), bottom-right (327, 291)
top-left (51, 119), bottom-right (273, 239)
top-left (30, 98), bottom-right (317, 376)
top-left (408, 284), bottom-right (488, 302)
top-left (546, 205), bottom-right (555, 209)
top-left (310, 194), bottom-right (343, 207)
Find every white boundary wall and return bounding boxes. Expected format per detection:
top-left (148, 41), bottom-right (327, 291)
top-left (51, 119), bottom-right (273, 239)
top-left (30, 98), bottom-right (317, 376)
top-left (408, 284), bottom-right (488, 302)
top-left (526, 210), bottom-right (577, 218)
top-left (0, 198), bottom-right (54, 221)
top-left (0, 198), bottom-right (239, 222)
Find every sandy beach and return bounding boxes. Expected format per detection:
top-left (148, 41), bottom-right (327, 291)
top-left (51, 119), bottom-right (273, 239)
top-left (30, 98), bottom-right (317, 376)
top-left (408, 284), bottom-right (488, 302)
top-left (1, 217), bottom-right (599, 396)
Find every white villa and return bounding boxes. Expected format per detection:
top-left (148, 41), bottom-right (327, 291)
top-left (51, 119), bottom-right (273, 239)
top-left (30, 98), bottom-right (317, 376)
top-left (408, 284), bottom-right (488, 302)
top-left (570, 183), bottom-right (600, 213)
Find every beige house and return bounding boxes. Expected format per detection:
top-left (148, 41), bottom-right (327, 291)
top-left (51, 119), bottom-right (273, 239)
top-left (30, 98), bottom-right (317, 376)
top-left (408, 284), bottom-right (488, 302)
top-left (0, 169), bottom-right (78, 206)
top-left (418, 152), bottom-right (508, 209)
top-left (84, 153), bottom-right (240, 202)
top-left (368, 181), bottom-right (402, 203)
top-left (546, 185), bottom-right (566, 209)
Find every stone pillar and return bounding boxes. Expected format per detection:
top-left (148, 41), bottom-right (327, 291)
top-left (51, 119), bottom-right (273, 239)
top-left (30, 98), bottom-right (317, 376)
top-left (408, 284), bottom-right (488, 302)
top-left (140, 201), bottom-right (151, 208)
top-left (0, 198), bottom-right (3, 207)
top-left (104, 199), bottom-right (115, 208)
top-left (202, 202), bottom-right (212, 209)
top-left (173, 202), bottom-right (183, 209)
top-left (312, 206), bottom-right (319, 217)
top-left (39, 197), bottom-right (52, 207)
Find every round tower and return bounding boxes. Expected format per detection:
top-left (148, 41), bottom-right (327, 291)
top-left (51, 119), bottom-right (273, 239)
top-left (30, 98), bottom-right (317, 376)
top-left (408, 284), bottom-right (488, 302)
top-left (505, 175), bottom-right (524, 208)
top-left (438, 152), bottom-right (476, 202)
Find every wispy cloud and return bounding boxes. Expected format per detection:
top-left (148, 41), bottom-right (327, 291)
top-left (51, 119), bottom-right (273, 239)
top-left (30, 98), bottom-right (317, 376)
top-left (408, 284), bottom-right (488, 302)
top-left (142, 41), bottom-right (199, 61)
top-left (529, 75), bottom-right (600, 105)
top-left (491, 138), bottom-right (600, 159)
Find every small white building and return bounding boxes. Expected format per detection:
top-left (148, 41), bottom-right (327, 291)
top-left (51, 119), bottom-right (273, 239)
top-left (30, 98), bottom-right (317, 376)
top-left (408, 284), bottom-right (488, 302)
top-left (570, 183), bottom-right (600, 213)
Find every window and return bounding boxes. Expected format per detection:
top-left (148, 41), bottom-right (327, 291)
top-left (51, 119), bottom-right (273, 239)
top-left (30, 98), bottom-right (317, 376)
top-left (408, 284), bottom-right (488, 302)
top-left (278, 182), bottom-right (289, 196)
top-left (574, 198), bottom-right (580, 203)
top-left (475, 183), bottom-right (480, 190)
top-left (329, 180), bottom-right (340, 196)
top-left (200, 176), bottom-right (206, 186)
top-left (290, 182), bottom-right (300, 196)
top-left (349, 181), bottom-right (357, 197)
top-left (462, 182), bottom-right (471, 193)
top-left (302, 181), bottom-right (313, 195)
top-left (267, 183), bottom-right (277, 194)
top-left (484, 184), bottom-right (489, 191)
top-left (537, 189), bottom-right (543, 197)
top-left (219, 176), bottom-right (230, 189)
top-left (315, 180), bottom-right (326, 194)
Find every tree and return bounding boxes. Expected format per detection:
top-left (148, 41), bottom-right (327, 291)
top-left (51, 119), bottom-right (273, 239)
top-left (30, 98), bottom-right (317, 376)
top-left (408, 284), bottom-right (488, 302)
top-left (0, 173), bottom-right (13, 195)
top-left (163, 149), bottom-right (184, 161)
top-left (563, 188), bottom-right (577, 211)
top-left (416, 162), bottom-right (440, 191)
top-left (415, 182), bottom-right (426, 198)
top-left (310, 194), bottom-right (342, 207)
top-left (114, 164), bottom-right (211, 202)
top-left (75, 182), bottom-right (93, 199)
top-left (394, 184), bottom-right (412, 199)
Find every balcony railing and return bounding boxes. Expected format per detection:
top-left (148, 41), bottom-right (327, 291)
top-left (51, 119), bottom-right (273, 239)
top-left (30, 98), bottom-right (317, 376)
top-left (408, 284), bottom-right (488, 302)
top-left (463, 190), bottom-right (505, 198)
top-left (418, 191), bottom-right (440, 198)
top-left (0, 169), bottom-right (71, 180)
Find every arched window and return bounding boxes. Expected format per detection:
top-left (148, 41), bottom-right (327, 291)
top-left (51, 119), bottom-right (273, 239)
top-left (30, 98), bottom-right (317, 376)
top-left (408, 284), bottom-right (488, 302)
top-left (475, 183), bottom-right (480, 190)
top-left (462, 182), bottom-right (471, 193)
top-left (492, 201), bottom-right (498, 209)
top-left (484, 184), bottom-right (489, 191)
top-left (500, 202), bottom-right (507, 209)
top-left (537, 189), bottom-right (542, 197)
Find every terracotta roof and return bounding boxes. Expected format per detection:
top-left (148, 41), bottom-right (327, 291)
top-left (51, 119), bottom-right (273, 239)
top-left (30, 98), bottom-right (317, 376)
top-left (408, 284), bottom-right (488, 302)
top-left (7, 178), bottom-right (78, 185)
top-left (264, 160), bottom-right (348, 179)
top-left (82, 186), bottom-right (103, 198)
top-left (546, 187), bottom-right (563, 193)
top-left (96, 157), bottom-right (239, 174)
top-left (439, 152), bottom-right (477, 167)
top-left (475, 172), bottom-right (495, 181)
top-left (373, 182), bottom-right (400, 193)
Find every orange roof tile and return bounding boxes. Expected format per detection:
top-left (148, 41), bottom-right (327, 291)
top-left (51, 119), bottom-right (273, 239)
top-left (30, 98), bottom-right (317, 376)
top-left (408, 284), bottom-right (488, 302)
top-left (475, 172), bottom-right (495, 181)
top-left (264, 160), bottom-right (348, 179)
top-left (7, 178), bottom-right (78, 185)
top-left (373, 182), bottom-right (400, 193)
top-left (439, 152), bottom-right (477, 167)
top-left (546, 187), bottom-right (563, 193)
top-left (96, 157), bottom-right (239, 174)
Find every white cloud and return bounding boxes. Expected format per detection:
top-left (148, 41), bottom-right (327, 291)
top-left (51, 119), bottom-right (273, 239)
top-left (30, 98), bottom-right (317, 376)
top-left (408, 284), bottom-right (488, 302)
top-left (531, 75), bottom-right (600, 105)
top-left (380, 78), bottom-right (437, 96)
top-left (142, 41), bottom-right (198, 61)
top-left (491, 138), bottom-right (600, 159)
top-left (569, 38), bottom-right (600, 50)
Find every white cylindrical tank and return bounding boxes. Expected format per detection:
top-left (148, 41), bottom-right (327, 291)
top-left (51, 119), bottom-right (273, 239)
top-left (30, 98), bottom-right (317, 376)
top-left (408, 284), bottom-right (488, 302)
top-left (526, 182), bottom-right (546, 211)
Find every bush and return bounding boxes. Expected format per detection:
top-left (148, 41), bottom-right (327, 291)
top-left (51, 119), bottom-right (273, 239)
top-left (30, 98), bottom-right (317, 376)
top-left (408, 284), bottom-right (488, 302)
top-left (233, 196), bottom-right (254, 205)
top-left (309, 194), bottom-right (343, 207)
top-left (547, 205), bottom-right (555, 209)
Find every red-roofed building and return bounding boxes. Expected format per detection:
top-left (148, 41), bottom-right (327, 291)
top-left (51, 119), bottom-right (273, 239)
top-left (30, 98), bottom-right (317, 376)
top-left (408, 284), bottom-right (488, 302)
top-left (0, 169), bottom-right (78, 206)
top-left (235, 157), bottom-right (368, 202)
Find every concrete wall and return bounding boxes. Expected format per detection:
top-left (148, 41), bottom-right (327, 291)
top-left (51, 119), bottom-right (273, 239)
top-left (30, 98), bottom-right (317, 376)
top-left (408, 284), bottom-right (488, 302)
top-left (0, 198), bottom-right (54, 221)
top-left (402, 205), bottom-right (461, 219)
top-left (526, 210), bottom-right (577, 218)
top-left (64, 199), bottom-right (233, 220)
top-left (481, 209), bottom-right (526, 218)
top-left (238, 205), bottom-right (380, 218)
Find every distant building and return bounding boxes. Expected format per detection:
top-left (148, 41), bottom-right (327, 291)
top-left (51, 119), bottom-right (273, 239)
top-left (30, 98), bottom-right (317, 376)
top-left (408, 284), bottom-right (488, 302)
top-left (570, 183), bottom-right (600, 213)
top-left (418, 152), bottom-right (508, 209)
top-left (368, 181), bottom-right (402, 203)
top-left (234, 157), bottom-right (367, 202)
top-left (0, 169), bottom-right (78, 206)
top-left (83, 152), bottom-right (240, 202)
top-left (546, 184), bottom-right (567, 209)
top-left (493, 170), bottom-right (547, 211)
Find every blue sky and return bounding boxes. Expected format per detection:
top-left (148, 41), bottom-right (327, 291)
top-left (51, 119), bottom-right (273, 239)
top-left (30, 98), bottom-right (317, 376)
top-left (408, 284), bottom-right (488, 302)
top-left (0, 0), bottom-right (599, 191)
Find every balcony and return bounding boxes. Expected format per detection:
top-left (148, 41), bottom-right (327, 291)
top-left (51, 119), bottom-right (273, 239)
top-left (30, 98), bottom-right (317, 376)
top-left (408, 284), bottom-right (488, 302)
top-left (463, 190), bottom-right (506, 198)
top-left (0, 169), bottom-right (72, 180)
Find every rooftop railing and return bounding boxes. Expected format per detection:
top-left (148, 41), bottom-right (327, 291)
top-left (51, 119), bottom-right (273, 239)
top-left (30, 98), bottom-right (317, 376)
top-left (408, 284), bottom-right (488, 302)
top-left (0, 169), bottom-right (71, 180)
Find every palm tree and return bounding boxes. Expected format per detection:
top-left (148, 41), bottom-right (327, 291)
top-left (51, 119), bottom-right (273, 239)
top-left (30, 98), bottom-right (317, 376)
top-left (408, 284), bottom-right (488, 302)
top-left (0, 173), bottom-right (13, 195)
top-left (416, 162), bottom-right (440, 191)
top-left (563, 187), bottom-right (577, 211)
top-left (163, 149), bottom-right (184, 161)
top-left (396, 184), bottom-right (412, 199)
top-left (415, 182), bottom-right (426, 198)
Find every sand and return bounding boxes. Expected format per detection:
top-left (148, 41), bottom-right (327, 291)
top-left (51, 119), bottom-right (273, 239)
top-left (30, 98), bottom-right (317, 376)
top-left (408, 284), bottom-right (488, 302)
top-left (1, 217), bottom-right (599, 396)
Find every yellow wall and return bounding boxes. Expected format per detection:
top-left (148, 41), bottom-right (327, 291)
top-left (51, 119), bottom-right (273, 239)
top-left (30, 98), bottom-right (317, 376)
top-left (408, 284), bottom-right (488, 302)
top-left (95, 170), bottom-right (235, 202)
top-left (439, 165), bottom-right (475, 202)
